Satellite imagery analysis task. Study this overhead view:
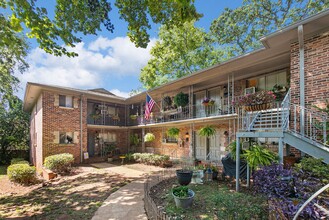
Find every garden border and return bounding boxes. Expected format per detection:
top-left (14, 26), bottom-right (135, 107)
top-left (144, 169), bottom-right (176, 220)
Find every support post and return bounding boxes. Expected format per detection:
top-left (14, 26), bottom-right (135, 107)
top-left (298, 25), bottom-right (305, 136)
top-left (246, 164), bottom-right (250, 188)
top-left (236, 137), bottom-right (240, 192)
top-left (278, 137), bottom-right (284, 164)
top-left (142, 128), bottom-right (145, 152)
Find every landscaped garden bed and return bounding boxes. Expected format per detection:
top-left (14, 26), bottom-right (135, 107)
top-left (146, 156), bottom-right (329, 219)
top-left (149, 177), bottom-right (268, 219)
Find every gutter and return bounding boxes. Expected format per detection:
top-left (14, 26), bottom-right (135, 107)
top-left (80, 94), bottom-right (83, 163)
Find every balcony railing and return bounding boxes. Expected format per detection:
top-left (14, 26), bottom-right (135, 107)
top-left (131, 103), bottom-right (237, 126)
top-left (87, 115), bottom-right (125, 126)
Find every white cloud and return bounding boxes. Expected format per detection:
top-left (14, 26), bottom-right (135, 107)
top-left (110, 89), bottom-right (130, 98)
top-left (16, 36), bottom-right (156, 99)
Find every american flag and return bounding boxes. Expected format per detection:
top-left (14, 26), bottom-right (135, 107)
top-left (145, 94), bottom-right (155, 120)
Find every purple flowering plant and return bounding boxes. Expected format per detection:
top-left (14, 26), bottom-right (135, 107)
top-left (252, 163), bottom-right (326, 219)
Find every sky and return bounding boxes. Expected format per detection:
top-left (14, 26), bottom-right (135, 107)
top-left (15, 0), bottom-right (243, 99)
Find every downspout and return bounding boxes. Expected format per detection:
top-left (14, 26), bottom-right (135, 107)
top-left (298, 25), bottom-right (305, 136)
top-left (80, 94), bottom-right (83, 163)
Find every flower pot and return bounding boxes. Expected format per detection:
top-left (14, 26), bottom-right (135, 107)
top-left (191, 170), bottom-right (204, 184)
top-left (212, 171), bottom-right (218, 180)
top-left (108, 157), bottom-right (113, 162)
top-left (172, 189), bottom-right (195, 209)
top-left (176, 169), bottom-right (193, 186)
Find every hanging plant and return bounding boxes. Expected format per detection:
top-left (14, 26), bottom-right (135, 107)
top-left (144, 133), bottom-right (155, 142)
top-left (167, 127), bottom-right (180, 138)
top-left (163, 96), bottom-right (172, 109)
top-left (242, 144), bottom-right (278, 169)
top-left (174, 92), bottom-right (189, 107)
top-left (198, 125), bottom-right (216, 138)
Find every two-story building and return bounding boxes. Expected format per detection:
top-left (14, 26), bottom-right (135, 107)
top-left (24, 10), bottom-right (329, 172)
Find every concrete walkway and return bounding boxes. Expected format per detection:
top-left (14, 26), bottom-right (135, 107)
top-left (91, 163), bottom-right (164, 220)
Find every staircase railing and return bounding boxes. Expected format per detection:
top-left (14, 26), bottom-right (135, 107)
top-left (289, 103), bottom-right (328, 145)
top-left (239, 90), bottom-right (291, 131)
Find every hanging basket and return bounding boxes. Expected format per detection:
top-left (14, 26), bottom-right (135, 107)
top-left (244, 103), bottom-right (271, 112)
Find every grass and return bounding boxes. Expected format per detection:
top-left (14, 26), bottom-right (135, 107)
top-left (0, 171), bottom-right (128, 219)
top-left (163, 181), bottom-right (268, 220)
top-left (0, 166), bottom-right (7, 179)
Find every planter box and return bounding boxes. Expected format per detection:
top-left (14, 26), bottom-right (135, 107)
top-left (42, 167), bottom-right (57, 181)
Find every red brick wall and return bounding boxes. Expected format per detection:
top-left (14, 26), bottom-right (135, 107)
top-left (42, 91), bottom-right (88, 166)
top-left (290, 31), bottom-right (329, 108)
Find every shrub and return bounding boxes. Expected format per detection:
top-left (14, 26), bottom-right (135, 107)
top-left (44, 153), bottom-right (74, 174)
top-left (11, 158), bottom-right (29, 165)
top-left (7, 164), bottom-right (36, 184)
top-left (132, 153), bottom-right (169, 166)
top-left (294, 157), bottom-right (329, 183)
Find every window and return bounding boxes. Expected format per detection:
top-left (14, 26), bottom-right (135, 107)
top-left (59, 95), bottom-right (73, 108)
top-left (59, 132), bottom-right (74, 144)
top-left (247, 70), bottom-right (288, 91)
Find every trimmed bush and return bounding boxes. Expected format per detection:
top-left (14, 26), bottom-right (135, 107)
top-left (132, 153), bottom-right (170, 166)
top-left (44, 153), bottom-right (74, 174)
top-left (11, 158), bottom-right (29, 165)
top-left (7, 164), bottom-right (36, 184)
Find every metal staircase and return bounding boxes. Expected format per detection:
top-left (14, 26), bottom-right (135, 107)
top-left (239, 89), bottom-right (329, 163)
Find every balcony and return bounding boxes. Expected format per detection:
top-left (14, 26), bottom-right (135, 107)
top-left (87, 115), bottom-right (126, 126)
top-left (130, 102), bottom-right (237, 126)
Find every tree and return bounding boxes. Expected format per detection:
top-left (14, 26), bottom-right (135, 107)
top-left (140, 20), bottom-right (222, 89)
top-left (0, 14), bottom-right (29, 104)
top-left (0, 97), bottom-right (30, 164)
top-left (2, 0), bottom-right (201, 57)
top-left (210, 0), bottom-right (329, 57)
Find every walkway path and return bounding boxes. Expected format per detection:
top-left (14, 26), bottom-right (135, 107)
top-left (91, 163), bottom-right (164, 220)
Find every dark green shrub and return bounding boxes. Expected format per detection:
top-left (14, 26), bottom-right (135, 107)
top-left (11, 158), bottom-right (29, 165)
top-left (44, 153), bottom-right (74, 174)
top-left (294, 157), bottom-right (329, 183)
top-left (7, 164), bottom-right (36, 184)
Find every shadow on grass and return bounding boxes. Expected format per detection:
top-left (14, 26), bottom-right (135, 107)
top-left (0, 172), bottom-right (129, 219)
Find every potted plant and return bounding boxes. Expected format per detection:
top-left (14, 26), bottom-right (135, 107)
top-left (130, 115), bottom-right (137, 120)
top-left (198, 125), bottom-right (216, 137)
top-left (167, 127), bottom-right (180, 138)
top-left (174, 92), bottom-right (189, 107)
top-left (104, 143), bottom-right (116, 162)
top-left (233, 90), bottom-right (276, 111)
top-left (202, 97), bottom-right (215, 106)
top-left (176, 158), bottom-right (193, 185)
top-left (211, 165), bottom-right (219, 180)
top-left (144, 133), bottom-right (155, 142)
top-left (172, 186), bottom-right (195, 209)
top-left (163, 96), bottom-right (172, 110)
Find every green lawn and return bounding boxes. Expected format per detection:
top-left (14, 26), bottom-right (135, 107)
top-left (0, 166), bottom-right (7, 179)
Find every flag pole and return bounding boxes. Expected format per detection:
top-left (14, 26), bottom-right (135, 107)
top-left (146, 91), bottom-right (161, 110)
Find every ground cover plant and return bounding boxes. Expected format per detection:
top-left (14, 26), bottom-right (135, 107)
top-left (0, 168), bottom-right (128, 219)
top-left (253, 162), bottom-right (329, 219)
top-left (150, 177), bottom-right (268, 219)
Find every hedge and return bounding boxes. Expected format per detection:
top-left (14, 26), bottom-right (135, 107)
top-left (11, 158), bottom-right (29, 165)
top-left (132, 153), bottom-right (170, 166)
top-left (7, 164), bottom-right (36, 184)
top-left (44, 153), bottom-right (74, 174)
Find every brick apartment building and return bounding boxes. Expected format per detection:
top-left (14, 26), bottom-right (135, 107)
top-left (24, 10), bottom-right (329, 171)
